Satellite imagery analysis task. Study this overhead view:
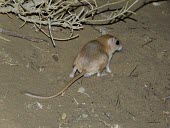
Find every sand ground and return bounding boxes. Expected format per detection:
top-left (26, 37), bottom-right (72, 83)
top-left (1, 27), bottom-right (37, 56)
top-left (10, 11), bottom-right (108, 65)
top-left (0, 1), bottom-right (170, 128)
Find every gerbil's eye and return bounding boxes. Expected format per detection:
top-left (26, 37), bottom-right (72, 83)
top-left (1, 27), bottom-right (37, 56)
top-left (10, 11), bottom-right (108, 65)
top-left (116, 40), bottom-right (120, 45)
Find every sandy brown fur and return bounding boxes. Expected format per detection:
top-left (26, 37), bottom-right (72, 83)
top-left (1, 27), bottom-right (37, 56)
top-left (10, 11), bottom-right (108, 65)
top-left (97, 34), bottom-right (115, 54)
top-left (73, 40), bottom-right (109, 73)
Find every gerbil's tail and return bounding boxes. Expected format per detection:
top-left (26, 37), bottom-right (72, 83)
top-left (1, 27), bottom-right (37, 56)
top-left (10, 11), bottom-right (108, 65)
top-left (22, 71), bottom-right (86, 99)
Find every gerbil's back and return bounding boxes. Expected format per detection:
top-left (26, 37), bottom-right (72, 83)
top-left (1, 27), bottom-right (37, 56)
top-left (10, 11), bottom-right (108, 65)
top-left (74, 40), bottom-right (108, 72)
top-left (83, 40), bottom-right (104, 56)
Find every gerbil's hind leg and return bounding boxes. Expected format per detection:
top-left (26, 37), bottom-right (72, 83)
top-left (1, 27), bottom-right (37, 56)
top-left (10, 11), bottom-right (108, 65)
top-left (69, 67), bottom-right (77, 77)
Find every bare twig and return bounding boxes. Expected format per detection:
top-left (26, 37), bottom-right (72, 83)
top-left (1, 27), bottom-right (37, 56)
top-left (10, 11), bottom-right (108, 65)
top-left (128, 65), bottom-right (138, 76)
top-left (0, 35), bottom-right (10, 42)
top-left (34, 23), bottom-right (79, 41)
top-left (48, 18), bottom-right (56, 47)
top-left (0, 0), bottom-right (138, 46)
top-left (141, 37), bottom-right (156, 47)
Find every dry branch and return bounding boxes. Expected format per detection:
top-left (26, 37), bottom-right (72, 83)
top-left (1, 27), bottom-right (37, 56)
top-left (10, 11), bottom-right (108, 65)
top-left (0, 0), bottom-right (138, 46)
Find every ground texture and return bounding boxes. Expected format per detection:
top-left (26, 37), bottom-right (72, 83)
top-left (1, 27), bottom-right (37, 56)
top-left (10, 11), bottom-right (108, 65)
top-left (0, 1), bottom-right (170, 128)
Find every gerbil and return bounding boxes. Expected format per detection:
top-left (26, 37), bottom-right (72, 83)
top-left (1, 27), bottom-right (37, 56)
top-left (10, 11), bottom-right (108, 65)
top-left (23, 34), bottom-right (122, 99)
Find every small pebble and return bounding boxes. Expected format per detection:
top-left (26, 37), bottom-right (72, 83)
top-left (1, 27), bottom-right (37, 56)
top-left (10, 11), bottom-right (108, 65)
top-left (82, 113), bottom-right (88, 118)
top-left (52, 54), bottom-right (59, 62)
top-left (62, 113), bottom-right (67, 120)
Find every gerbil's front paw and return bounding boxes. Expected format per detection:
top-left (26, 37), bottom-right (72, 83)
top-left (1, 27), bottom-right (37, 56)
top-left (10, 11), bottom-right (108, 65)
top-left (106, 68), bottom-right (112, 73)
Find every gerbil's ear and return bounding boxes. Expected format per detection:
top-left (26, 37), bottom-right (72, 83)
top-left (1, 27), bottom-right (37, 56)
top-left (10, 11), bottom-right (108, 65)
top-left (108, 37), bottom-right (117, 45)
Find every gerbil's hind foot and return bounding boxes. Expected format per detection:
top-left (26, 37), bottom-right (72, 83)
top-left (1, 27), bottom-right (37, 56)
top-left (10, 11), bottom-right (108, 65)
top-left (97, 72), bottom-right (107, 77)
top-left (69, 73), bottom-right (74, 78)
top-left (69, 67), bottom-right (77, 77)
top-left (84, 73), bottom-right (93, 77)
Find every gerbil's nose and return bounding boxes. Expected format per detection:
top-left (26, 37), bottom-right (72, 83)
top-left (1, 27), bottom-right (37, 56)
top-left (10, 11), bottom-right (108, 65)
top-left (117, 45), bottom-right (123, 51)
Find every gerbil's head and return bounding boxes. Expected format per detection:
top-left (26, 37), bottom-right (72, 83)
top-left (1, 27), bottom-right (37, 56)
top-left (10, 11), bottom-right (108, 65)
top-left (108, 37), bottom-right (123, 53)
